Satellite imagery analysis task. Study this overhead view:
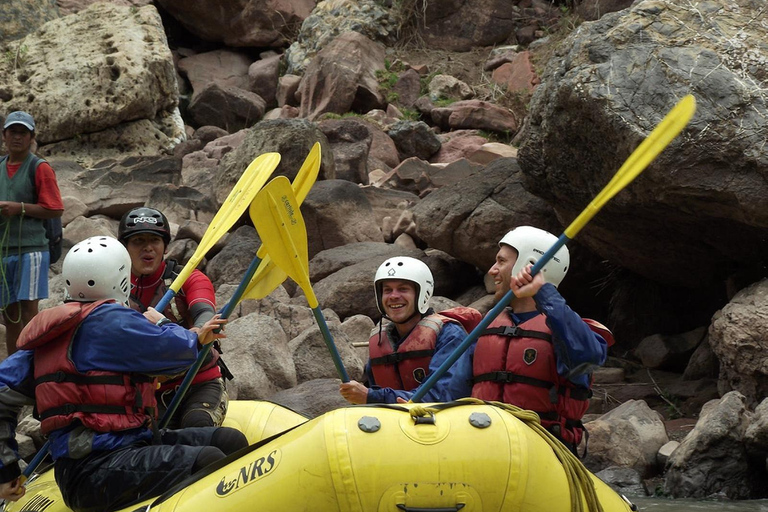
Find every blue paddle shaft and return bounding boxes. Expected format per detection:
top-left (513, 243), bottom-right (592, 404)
top-left (22, 441), bottom-right (49, 478)
top-left (220, 256), bottom-right (263, 319)
top-left (312, 307), bottom-right (350, 383)
top-left (155, 289), bottom-right (175, 313)
top-left (410, 234), bottom-right (571, 403)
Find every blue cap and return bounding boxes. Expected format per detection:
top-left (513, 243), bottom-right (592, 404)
top-left (3, 111), bottom-right (35, 131)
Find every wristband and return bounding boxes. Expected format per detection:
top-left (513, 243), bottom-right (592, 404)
top-left (156, 317), bottom-right (172, 327)
top-left (20, 202), bottom-right (24, 216)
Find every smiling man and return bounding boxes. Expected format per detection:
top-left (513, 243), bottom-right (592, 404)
top-left (472, 226), bottom-right (613, 454)
top-left (339, 256), bottom-right (473, 404)
top-left (118, 207), bottom-right (228, 429)
top-left (0, 111), bottom-right (63, 355)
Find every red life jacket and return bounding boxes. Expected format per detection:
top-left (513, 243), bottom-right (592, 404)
top-left (17, 301), bottom-right (158, 435)
top-left (129, 260), bottom-right (221, 389)
top-left (129, 260), bottom-right (194, 327)
top-left (471, 313), bottom-right (594, 445)
top-left (369, 314), bottom-right (461, 390)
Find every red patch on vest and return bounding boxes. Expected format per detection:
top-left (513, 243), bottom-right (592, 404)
top-left (523, 348), bottom-right (537, 365)
top-left (413, 367), bottom-right (426, 383)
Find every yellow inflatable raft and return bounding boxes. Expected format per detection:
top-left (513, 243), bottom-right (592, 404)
top-left (5, 399), bottom-right (636, 512)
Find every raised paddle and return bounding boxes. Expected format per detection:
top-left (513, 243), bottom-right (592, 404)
top-left (250, 176), bottom-right (351, 382)
top-left (229, 142), bottom-right (321, 311)
top-left (154, 152), bottom-right (281, 312)
top-left (410, 94), bottom-right (697, 403)
top-left (159, 144), bottom-right (322, 429)
top-left (19, 153), bottom-right (281, 484)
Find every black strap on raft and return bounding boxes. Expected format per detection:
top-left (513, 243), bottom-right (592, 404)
top-left (482, 326), bottom-right (552, 342)
top-left (369, 349), bottom-right (435, 366)
top-left (397, 505), bottom-right (465, 512)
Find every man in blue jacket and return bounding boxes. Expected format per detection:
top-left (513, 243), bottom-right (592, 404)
top-left (339, 256), bottom-right (474, 404)
top-left (472, 226), bottom-right (611, 452)
top-left (0, 236), bottom-right (247, 512)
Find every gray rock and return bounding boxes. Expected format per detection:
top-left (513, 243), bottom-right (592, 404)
top-left (517, 0), bottom-right (768, 290)
top-left (664, 391), bottom-right (756, 499)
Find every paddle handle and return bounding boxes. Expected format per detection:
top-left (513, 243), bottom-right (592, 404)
top-left (411, 234), bottom-right (571, 403)
top-left (312, 307), bottom-right (350, 383)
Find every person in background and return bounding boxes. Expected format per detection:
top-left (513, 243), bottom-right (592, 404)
top-left (118, 207), bottom-right (228, 428)
top-left (339, 256), bottom-right (474, 404)
top-left (0, 111), bottom-right (63, 355)
top-left (472, 226), bottom-right (614, 454)
top-left (0, 236), bottom-right (247, 512)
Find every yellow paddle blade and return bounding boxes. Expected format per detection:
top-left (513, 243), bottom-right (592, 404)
top-left (255, 142), bottom-right (321, 260)
top-left (240, 255), bottom-right (289, 300)
top-left (250, 176), bottom-right (319, 308)
top-left (564, 94), bottom-right (696, 238)
top-left (170, 151), bottom-right (281, 292)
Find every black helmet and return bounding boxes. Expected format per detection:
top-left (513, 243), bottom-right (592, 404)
top-left (118, 207), bottom-right (171, 246)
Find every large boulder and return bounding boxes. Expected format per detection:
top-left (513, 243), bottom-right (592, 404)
top-left (412, 158), bottom-right (561, 273)
top-left (301, 180), bottom-right (384, 260)
top-left (710, 279), bottom-right (768, 407)
top-left (215, 119), bottom-right (334, 205)
top-left (664, 392), bottom-right (761, 499)
top-left (298, 31), bottom-right (386, 120)
top-left (0, 4), bottom-right (181, 150)
top-left (582, 400), bottom-right (669, 477)
top-left (414, 0), bottom-right (518, 52)
top-left (285, 0), bottom-right (398, 75)
top-left (156, 0), bottom-right (313, 47)
top-left (517, 0), bottom-right (768, 290)
top-left (223, 313), bottom-right (297, 400)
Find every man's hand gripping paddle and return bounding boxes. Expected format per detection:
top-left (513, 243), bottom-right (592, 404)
top-left (250, 176), bottom-right (350, 383)
top-left (410, 94), bottom-right (697, 403)
top-left (159, 144), bottom-right (322, 429)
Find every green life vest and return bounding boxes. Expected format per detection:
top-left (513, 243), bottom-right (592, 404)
top-left (0, 154), bottom-right (48, 254)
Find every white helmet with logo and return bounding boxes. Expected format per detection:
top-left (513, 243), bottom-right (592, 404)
top-left (499, 226), bottom-right (569, 287)
top-left (374, 257), bottom-right (434, 315)
top-left (63, 236), bottom-right (132, 305)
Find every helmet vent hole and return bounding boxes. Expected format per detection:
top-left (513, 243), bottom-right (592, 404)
top-left (87, 280), bottom-right (96, 287)
top-left (397, 262), bottom-right (403, 266)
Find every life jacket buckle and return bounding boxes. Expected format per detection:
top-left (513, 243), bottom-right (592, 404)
top-left (501, 326), bottom-right (520, 337)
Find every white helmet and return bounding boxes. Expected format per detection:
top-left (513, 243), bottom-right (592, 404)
top-left (63, 236), bottom-right (132, 306)
top-left (374, 257), bottom-right (434, 315)
top-left (499, 226), bottom-right (569, 287)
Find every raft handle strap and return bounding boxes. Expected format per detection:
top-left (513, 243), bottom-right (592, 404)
top-left (396, 504), bottom-right (465, 511)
